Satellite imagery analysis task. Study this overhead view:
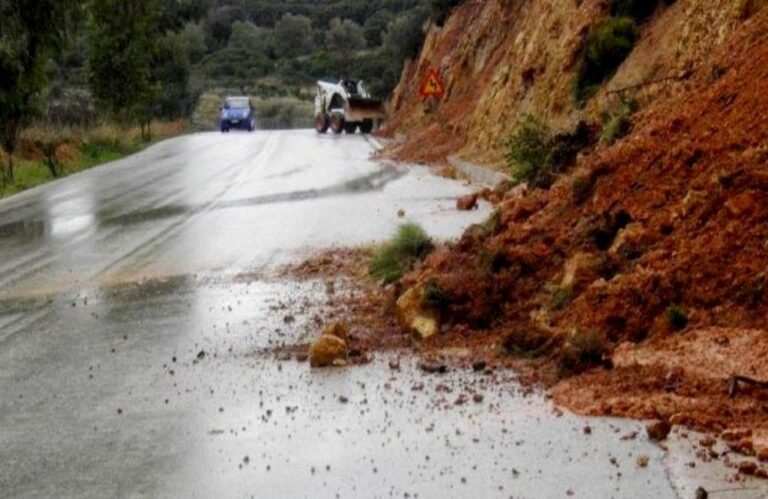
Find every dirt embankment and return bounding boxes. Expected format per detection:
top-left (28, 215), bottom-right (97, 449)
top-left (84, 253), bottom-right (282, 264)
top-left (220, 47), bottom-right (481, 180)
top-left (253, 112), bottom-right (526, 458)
top-left (375, 2), bottom-right (768, 440)
top-left (381, 0), bottom-right (763, 167)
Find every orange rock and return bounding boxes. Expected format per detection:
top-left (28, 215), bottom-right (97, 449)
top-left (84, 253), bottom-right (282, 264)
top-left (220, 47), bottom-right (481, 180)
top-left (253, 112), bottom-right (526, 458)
top-left (724, 191), bottom-right (759, 216)
top-left (646, 419), bottom-right (672, 442)
top-left (308, 334), bottom-right (347, 368)
top-left (396, 286), bottom-right (439, 340)
top-left (738, 461), bottom-right (758, 476)
top-left (457, 193), bottom-right (479, 211)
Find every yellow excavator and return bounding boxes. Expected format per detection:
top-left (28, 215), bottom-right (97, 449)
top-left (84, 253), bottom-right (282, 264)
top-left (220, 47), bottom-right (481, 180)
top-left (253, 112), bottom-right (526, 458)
top-left (314, 80), bottom-right (386, 135)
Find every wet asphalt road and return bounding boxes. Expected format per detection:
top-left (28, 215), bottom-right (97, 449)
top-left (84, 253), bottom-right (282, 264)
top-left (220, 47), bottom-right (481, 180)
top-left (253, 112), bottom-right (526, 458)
top-left (0, 131), bottom-right (761, 498)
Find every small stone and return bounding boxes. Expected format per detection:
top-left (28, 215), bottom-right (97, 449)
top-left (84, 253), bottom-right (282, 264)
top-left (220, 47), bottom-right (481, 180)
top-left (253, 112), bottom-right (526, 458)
top-left (473, 393), bottom-right (484, 404)
top-left (738, 461), bottom-right (758, 475)
top-left (457, 193), bottom-right (479, 211)
top-left (472, 360), bottom-right (487, 372)
top-left (397, 209), bottom-right (406, 218)
top-left (646, 419), bottom-right (672, 442)
top-left (419, 361), bottom-right (447, 374)
top-left (339, 396), bottom-right (349, 404)
top-left (636, 455), bottom-right (649, 468)
top-left (695, 487), bottom-right (709, 499)
top-left (583, 426), bottom-right (592, 435)
top-left (389, 359), bottom-right (401, 370)
top-left (197, 350), bottom-right (206, 360)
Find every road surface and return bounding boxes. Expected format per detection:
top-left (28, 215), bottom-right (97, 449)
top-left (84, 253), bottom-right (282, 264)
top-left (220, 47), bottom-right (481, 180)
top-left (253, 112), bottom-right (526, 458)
top-left (0, 131), bottom-right (758, 498)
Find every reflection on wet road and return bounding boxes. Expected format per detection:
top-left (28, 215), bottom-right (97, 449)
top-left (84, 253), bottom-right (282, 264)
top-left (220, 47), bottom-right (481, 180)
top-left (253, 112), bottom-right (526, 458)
top-left (0, 131), bottom-right (754, 498)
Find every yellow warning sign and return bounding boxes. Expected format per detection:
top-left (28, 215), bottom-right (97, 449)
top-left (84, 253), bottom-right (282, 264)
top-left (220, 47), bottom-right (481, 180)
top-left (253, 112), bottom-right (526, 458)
top-left (419, 68), bottom-right (446, 99)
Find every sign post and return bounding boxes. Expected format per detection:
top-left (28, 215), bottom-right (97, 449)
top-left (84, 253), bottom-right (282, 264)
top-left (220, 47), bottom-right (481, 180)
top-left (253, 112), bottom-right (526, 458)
top-left (419, 68), bottom-right (446, 100)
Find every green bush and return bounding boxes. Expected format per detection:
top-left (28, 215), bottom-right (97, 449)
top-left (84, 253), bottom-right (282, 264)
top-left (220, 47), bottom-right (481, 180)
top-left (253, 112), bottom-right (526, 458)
top-left (599, 96), bottom-right (637, 144)
top-left (506, 115), bottom-right (556, 188)
top-left (665, 304), bottom-right (689, 331)
top-left (573, 17), bottom-right (637, 107)
top-left (252, 97), bottom-right (313, 129)
top-left (506, 116), bottom-right (592, 189)
top-left (370, 223), bottom-right (434, 284)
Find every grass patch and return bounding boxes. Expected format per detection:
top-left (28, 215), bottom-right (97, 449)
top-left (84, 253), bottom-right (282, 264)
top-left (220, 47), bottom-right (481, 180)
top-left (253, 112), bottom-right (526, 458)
top-left (599, 95), bottom-right (637, 144)
top-left (370, 223), bottom-right (433, 284)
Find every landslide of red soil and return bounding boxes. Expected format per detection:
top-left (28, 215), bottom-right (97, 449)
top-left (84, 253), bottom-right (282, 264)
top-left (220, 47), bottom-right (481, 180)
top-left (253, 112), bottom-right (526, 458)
top-left (381, 0), bottom-right (762, 166)
top-left (395, 9), bottom-right (768, 435)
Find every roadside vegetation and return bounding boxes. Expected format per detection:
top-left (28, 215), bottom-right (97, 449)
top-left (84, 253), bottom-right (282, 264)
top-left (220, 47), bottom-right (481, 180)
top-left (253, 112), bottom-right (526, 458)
top-left (1, 121), bottom-right (186, 198)
top-left (1, 0), bottom-right (450, 198)
top-left (370, 223), bottom-right (434, 284)
top-left (505, 115), bottom-right (593, 189)
top-left (573, 0), bottom-right (677, 107)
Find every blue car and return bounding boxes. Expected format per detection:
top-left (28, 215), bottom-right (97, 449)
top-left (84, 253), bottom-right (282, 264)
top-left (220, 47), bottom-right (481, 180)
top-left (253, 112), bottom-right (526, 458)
top-left (220, 97), bottom-right (255, 132)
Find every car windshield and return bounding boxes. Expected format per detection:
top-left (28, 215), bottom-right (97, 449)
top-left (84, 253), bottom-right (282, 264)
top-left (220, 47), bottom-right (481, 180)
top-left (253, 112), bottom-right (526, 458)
top-left (225, 98), bottom-right (249, 110)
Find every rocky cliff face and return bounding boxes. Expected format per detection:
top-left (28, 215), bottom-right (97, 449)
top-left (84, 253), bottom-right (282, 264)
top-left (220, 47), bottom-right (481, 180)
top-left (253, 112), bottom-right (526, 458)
top-left (383, 0), bottom-right (765, 166)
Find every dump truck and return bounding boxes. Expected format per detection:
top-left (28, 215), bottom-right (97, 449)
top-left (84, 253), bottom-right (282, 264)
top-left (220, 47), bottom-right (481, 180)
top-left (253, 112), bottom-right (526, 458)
top-left (314, 80), bottom-right (386, 135)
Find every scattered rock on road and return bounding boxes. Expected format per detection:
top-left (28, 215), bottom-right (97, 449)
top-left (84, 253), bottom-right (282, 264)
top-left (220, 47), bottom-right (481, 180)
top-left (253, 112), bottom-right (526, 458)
top-left (457, 193), bottom-right (479, 211)
top-left (309, 322), bottom-right (349, 367)
top-left (396, 286), bottom-right (439, 340)
top-left (738, 460), bottom-right (758, 476)
top-left (646, 419), bottom-right (672, 442)
top-left (472, 360), bottom-right (487, 372)
top-left (419, 361), bottom-right (447, 374)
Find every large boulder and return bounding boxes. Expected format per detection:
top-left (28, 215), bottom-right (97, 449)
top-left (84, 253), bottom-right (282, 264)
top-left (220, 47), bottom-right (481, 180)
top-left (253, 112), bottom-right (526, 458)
top-left (308, 322), bottom-right (349, 367)
top-left (396, 286), bottom-right (439, 340)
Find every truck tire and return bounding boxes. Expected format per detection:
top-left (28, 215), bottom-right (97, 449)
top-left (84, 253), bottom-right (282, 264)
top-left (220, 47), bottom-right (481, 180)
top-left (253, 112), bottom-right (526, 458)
top-left (314, 114), bottom-right (330, 134)
top-left (344, 123), bottom-right (357, 134)
top-left (359, 120), bottom-right (374, 134)
top-left (330, 115), bottom-right (345, 135)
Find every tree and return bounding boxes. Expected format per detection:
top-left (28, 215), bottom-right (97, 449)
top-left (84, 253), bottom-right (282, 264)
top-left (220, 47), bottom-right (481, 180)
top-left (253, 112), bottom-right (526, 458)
top-left (0, 0), bottom-right (81, 185)
top-left (229, 21), bottom-right (271, 54)
top-left (272, 13), bottom-right (313, 58)
top-left (363, 9), bottom-right (393, 47)
top-left (204, 5), bottom-right (244, 49)
top-left (382, 7), bottom-right (429, 61)
top-left (325, 18), bottom-right (366, 53)
top-left (88, 0), bottom-right (158, 140)
top-left (178, 22), bottom-right (208, 64)
top-left (152, 32), bottom-right (192, 119)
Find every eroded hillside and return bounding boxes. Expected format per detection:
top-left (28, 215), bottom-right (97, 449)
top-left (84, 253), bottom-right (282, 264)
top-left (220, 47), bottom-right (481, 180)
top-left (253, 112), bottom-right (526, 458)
top-left (382, 0), bottom-right (766, 166)
top-left (376, 0), bottom-right (768, 456)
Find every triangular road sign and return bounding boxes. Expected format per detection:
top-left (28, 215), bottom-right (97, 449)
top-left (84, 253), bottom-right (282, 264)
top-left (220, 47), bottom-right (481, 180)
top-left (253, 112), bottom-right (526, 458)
top-left (419, 68), bottom-right (446, 99)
